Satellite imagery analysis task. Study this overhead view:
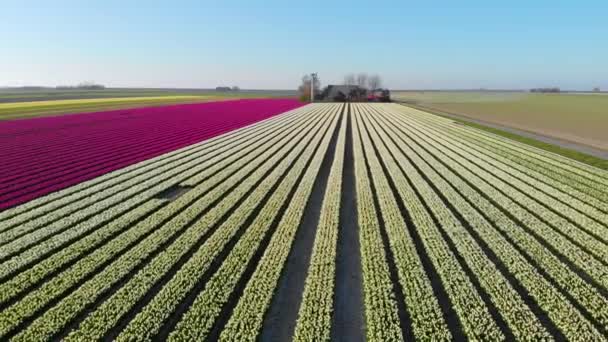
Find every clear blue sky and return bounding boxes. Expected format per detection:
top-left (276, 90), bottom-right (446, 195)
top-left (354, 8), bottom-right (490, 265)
top-left (2, 0), bottom-right (607, 90)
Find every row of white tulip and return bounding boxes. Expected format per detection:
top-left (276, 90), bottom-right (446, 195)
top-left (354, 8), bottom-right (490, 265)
top-left (349, 106), bottom-right (404, 342)
top-left (397, 106), bottom-right (608, 215)
top-left (162, 108), bottom-right (338, 342)
top-left (289, 105), bottom-right (346, 342)
top-left (381, 109), bottom-right (608, 289)
top-left (357, 106), bottom-right (507, 340)
top-left (63, 112), bottom-right (333, 341)
top-left (0, 107), bottom-right (325, 308)
top-left (399, 105), bottom-right (608, 184)
top-left (0, 105), bottom-right (308, 226)
top-left (1, 106), bottom-right (326, 341)
top-left (0, 107), bottom-right (324, 282)
top-left (0, 106), bottom-right (309, 247)
top-left (220, 104), bottom-right (343, 342)
top-left (397, 105), bottom-right (608, 203)
top-left (353, 105), bottom-right (452, 341)
top-left (370, 105), bottom-right (605, 340)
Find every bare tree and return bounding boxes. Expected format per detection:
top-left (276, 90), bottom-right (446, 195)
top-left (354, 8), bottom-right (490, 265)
top-left (298, 74), bottom-right (321, 101)
top-left (298, 75), bottom-right (312, 101)
top-left (368, 74), bottom-right (382, 90)
top-left (356, 73), bottom-right (368, 89)
top-left (344, 74), bottom-right (356, 86)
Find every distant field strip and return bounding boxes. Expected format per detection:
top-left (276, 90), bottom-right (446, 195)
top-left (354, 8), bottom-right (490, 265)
top-left (0, 99), bottom-right (304, 209)
top-left (0, 103), bottom-right (606, 341)
top-left (0, 96), bottom-right (219, 120)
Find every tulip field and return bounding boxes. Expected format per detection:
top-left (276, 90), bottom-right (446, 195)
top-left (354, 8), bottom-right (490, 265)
top-left (0, 99), bottom-right (304, 209)
top-left (0, 102), bottom-right (607, 341)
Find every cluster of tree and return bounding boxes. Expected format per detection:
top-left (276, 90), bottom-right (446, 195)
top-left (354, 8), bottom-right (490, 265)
top-left (215, 86), bottom-right (240, 91)
top-left (530, 87), bottom-right (560, 93)
top-left (593, 87), bottom-right (601, 92)
top-left (56, 81), bottom-right (105, 90)
top-left (343, 73), bottom-right (383, 91)
top-left (298, 73), bottom-right (385, 102)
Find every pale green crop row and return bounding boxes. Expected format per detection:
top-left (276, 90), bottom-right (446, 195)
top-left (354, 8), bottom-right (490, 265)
top-left (219, 104), bottom-right (343, 342)
top-left (381, 107), bottom-right (608, 289)
top-left (372, 105), bottom-right (608, 337)
top-left (397, 106), bottom-right (608, 203)
top-left (1, 106), bottom-right (326, 341)
top-left (352, 104), bottom-right (452, 341)
top-left (351, 106), bottom-right (405, 342)
top-left (366, 105), bottom-right (605, 340)
top-left (399, 105), bottom-right (608, 184)
top-left (290, 105), bottom-right (346, 342)
top-left (165, 106), bottom-right (338, 341)
top-left (0, 105), bottom-right (308, 225)
top-left (0, 106), bottom-right (318, 282)
top-left (354, 107), bottom-right (505, 340)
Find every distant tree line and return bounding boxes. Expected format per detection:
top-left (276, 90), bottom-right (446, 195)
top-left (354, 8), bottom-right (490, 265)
top-left (56, 81), bottom-right (105, 90)
top-left (215, 86), bottom-right (240, 91)
top-left (530, 87), bottom-right (561, 93)
top-left (343, 73), bottom-right (383, 91)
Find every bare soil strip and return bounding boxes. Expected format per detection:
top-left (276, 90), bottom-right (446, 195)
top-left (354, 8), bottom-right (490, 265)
top-left (259, 104), bottom-right (345, 342)
top-left (331, 105), bottom-right (365, 342)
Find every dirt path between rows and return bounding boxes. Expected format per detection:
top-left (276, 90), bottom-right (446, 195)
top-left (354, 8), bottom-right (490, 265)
top-left (259, 105), bottom-right (345, 342)
top-left (331, 106), bottom-right (365, 342)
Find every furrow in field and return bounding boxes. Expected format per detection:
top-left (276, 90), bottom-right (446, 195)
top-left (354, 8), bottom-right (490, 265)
top-left (0, 104), bottom-right (306, 223)
top-left (355, 106), bottom-right (507, 340)
top-left (257, 104), bottom-right (345, 342)
top-left (0, 106), bottom-right (323, 340)
top-left (397, 105), bottom-right (608, 182)
top-left (0, 104), bottom-right (306, 237)
top-left (285, 104), bottom-right (345, 342)
top-left (395, 105), bottom-right (608, 215)
top-left (369, 105), bottom-right (606, 340)
top-left (0, 107), bottom-right (323, 307)
top-left (219, 104), bottom-right (343, 342)
top-left (397, 106), bottom-right (608, 203)
top-left (379, 107), bottom-right (608, 289)
top-left (0, 109), bottom-right (319, 276)
top-left (155, 105), bottom-right (337, 342)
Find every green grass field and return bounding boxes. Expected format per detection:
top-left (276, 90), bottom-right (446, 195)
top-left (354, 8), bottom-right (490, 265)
top-left (392, 92), bottom-right (608, 152)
